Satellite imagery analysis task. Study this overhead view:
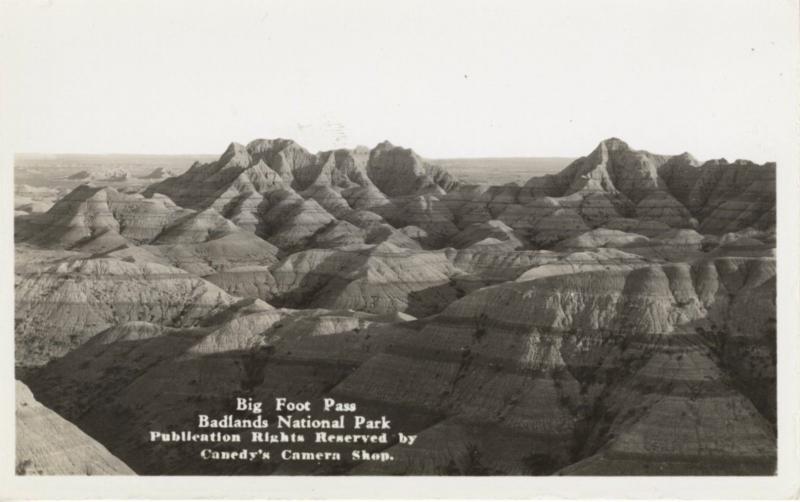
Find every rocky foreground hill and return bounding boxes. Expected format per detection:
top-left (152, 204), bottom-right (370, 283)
top-left (14, 138), bottom-right (776, 475)
top-left (16, 381), bottom-right (133, 475)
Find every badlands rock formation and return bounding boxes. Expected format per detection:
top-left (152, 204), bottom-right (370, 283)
top-left (15, 257), bottom-right (239, 366)
top-left (16, 381), bottom-right (134, 475)
top-left (15, 137), bottom-right (776, 475)
top-left (269, 242), bottom-right (462, 316)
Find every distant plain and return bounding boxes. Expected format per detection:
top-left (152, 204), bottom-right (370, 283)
top-left (14, 153), bottom-right (575, 189)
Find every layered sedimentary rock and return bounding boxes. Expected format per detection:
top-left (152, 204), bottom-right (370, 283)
top-left (15, 257), bottom-right (238, 365)
top-left (270, 242), bottom-right (462, 316)
top-left (517, 139), bottom-right (774, 235)
top-left (513, 248), bottom-right (651, 282)
top-left (383, 195), bottom-right (460, 247)
top-left (554, 228), bottom-right (649, 250)
top-left (16, 184), bottom-right (282, 274)
top-left (255, 189), bottom-right (337, 251)
top-left (14, 136), bottom-right (777, 476)
top-left (334, 256), bottom-right (776, 475)
top-left (138, 139), bottom-right (463, 253)
top-left (16, 185), bottom-right (192, 252)
top-left (449, 220), bottom-right (525, 250)
top-left (23, 308), bottom-right (415, 474)
top-left (23, 254), bottom-right (775, 475)
top-left (558, 346), bottom-right (776, 475)
top-left (146, 229), bottom-right (280, 276)
top-left (603, 217), bottom-right (671, 238)
top-left (367, 141), bottom-right (459, 196)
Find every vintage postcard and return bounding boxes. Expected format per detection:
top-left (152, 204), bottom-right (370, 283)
top-left (0, 0), bottom-right (798, 499)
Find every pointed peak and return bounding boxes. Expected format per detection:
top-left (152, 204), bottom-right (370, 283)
top-left (215, 142), bottom-right (252, 171)
top-left (218, 142), bottom-right (248, 164)
top-left (597, 137), bottom-right (630, 151)
top-left (222, 142), bottom-right (246, 156)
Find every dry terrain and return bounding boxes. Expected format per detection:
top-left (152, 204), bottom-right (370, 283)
top-left (15, 138), bottom-right (776, 475)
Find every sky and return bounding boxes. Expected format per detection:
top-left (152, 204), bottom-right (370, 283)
top-left (0, 0), bottom-right (795, 162)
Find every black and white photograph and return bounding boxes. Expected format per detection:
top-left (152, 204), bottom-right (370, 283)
top-left (1, 0), bottom-right (798, 498)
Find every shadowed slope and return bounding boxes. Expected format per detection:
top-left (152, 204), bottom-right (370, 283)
top-left (16, 381), bottom-right (135, 475)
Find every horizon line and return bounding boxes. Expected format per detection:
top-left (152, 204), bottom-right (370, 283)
top-left (13, 151), bottom-right (580, 160)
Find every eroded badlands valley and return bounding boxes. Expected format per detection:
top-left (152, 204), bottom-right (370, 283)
top-left (14, 138), bottom-right (776, 475)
